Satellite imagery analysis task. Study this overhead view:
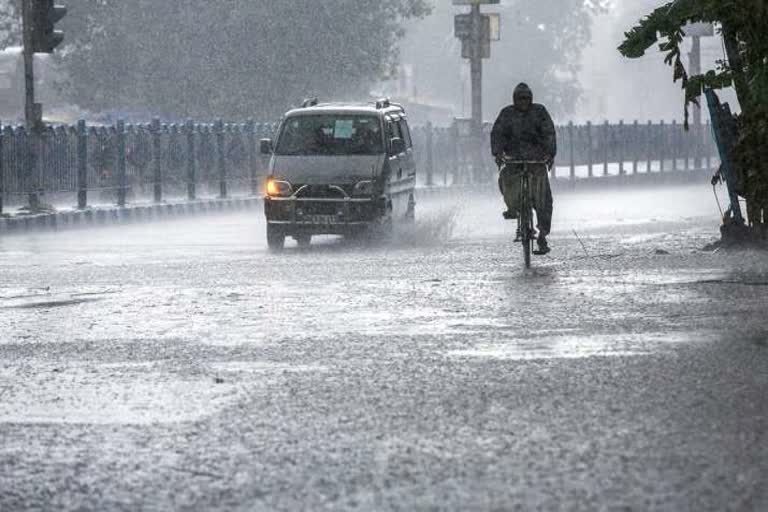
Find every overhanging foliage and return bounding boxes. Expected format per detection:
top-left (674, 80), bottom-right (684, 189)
top-left (619, 0), bottom-right (768, 203)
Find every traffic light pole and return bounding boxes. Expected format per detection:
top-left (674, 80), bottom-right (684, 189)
top-left (689, 36), bottom-right (702, 128)
top-left (689, 35), bottom-right (702, 170)
top-left (470, 4), bottom-right (482, 133)
top-left (21, 0), bottom-right (41, 212)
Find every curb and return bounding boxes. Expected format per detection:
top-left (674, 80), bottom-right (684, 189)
top-left (0, 197), bottom-right (262, 236)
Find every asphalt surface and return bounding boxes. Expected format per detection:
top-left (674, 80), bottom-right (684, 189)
top-left (1, 185), bottom-right (767, 511)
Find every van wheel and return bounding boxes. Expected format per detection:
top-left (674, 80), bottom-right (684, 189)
top-left (267, 225), bottom-right (285, 251)
top-left (405, 193), bottom-right (416, 224)
top-left (295, 234), bottom-right (311, 248)
top-left (374, 216), bottom-right (393, 239)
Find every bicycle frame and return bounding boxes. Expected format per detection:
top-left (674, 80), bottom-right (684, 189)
top-left (499, 159), bottom-right (548, 268)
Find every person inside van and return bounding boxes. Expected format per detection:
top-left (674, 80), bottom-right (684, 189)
top-left (351, 123), bottom-right (380, 154)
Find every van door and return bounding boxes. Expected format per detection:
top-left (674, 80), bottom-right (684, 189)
top-left (397, 117), bottom-right (417, 185)
top-left (397, 117), bottom-right (417, 220)
top-left (386, 116), bottom-right (411, 219)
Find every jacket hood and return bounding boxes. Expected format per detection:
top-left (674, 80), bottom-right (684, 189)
top-left (513, 83), bottom-right (533, 108)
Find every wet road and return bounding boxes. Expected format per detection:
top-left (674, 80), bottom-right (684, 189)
top-left (1, 185), bottom-right (767, 511)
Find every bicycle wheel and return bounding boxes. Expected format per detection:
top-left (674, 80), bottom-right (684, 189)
top-left (520, 175), bottom-right (532, 268)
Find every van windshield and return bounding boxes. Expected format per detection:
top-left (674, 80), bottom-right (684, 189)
top-left (275, 115), bottom-right (384, 156)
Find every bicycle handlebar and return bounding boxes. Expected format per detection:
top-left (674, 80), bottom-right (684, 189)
top-left (500, 159), bottom-right (549, 165)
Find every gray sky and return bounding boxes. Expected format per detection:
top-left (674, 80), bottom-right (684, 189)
top-left (392, 0), bottom-right (736, 124)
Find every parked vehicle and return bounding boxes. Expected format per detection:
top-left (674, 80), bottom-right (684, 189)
top-left (260, 98), bottom-right (416, 249)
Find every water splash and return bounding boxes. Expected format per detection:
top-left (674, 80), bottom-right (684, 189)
top-left (392, 207), bottom-right (460, 247)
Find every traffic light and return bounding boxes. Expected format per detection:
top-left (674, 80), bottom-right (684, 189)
top-left (32, 0), bottom-right (67, 53)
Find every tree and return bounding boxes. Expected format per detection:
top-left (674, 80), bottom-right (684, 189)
top-left (57, 0), bottom-right (430, 120)
top-left (619, 0), bottom-right (768, 228)
top-left (0, 0), bottom-right (21, 49)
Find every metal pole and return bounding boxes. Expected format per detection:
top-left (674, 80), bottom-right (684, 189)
top-left (22, 0), bottom-right (40, 212)
top-left (450, 123), bottom-right (458, 186)
top-left (690, 36), bottom-right (702, 128)
top-left (22, 0), bottom-right (35, 139)
top-left (586, 121), bottom-right (593, 178)
top-left (77, 120), bottom-right (87, 209)
top-left (426, 121), bottom-right (434, 187)
top-left (216, 120), bottom-right (227, 199)
top-left (152, 118), bottom-right (162, 203)
top-left (568, 121), bottom-right (575, 181)
top-left (246, 119), bottom-right (257, 196)
top-left (603, 121), bottom-right (609, 176)
top-left (116, 119), bottom-right (126, 207)
top-left (186, 119), bottom-right (196, 200)
top-left (672, 120), bottom-right (678, 172)
top-left (659, 120), bottom-right (666, 173)
top-left (618, 120), bottom-right (625, 176)
top-left (647, 121), bottom-right (652, 173)
top-left (632, 120), bottom-right (639, 174)
top-left (470, 4), bottom-right (483, 176)
top-left (706, 120), bottom-right (712, 170)
top-left (470, 4), bottom-right (482, 134)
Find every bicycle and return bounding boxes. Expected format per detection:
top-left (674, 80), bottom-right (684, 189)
top-left (499, 158), bottom-right (549, 268)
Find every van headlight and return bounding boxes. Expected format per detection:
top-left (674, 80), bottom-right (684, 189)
top-left (266, 178), bottom-right (293, 197)
top-left (352, 180), bottom-right (374, 197)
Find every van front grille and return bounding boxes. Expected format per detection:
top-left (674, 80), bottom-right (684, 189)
top-left (293, 184), bottom-right (354, 198)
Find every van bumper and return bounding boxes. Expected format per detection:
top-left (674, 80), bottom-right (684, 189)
top-left (264, 196), bottom-right (387, 235)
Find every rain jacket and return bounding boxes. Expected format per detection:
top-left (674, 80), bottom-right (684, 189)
top-left (490, 83), bottom-right (557, 163)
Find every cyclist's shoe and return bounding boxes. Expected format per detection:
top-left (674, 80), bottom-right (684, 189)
top-left (502, 210), bottom-right (517, 220)
top-left (534, 235), bottom-right (550, 256)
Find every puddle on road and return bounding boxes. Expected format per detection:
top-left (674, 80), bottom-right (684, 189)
top-left (209, 361), bottom-right (326, 374)
top-left (0, 360), bottom-right (324, 425)
top-left (0, 289), bottom-right (116, 310)
top-left (4, 297), bottom-right (102, 310)
top-left (448, 331), bottom-right (717, 361)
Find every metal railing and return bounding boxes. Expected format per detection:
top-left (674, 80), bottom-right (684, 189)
top-left (0, 117), bottom-right (719, 214)
top-left (0, 119), bottom-right (278, 214)
top-left (410, 120), bottom-right (720, 187)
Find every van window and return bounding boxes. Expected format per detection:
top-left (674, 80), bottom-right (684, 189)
top-left (387, 119), bottom-right (402, 142)
top-left (398, 120), bottom-right (412, 148)
top-left (275, 115), bottom-right (384, 156)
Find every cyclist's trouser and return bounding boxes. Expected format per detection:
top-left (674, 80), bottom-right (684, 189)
top-left (499, 164), bottom-right (553, 236)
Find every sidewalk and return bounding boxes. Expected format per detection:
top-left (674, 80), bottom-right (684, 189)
top-left (0, 196), bottom-right (262, 235)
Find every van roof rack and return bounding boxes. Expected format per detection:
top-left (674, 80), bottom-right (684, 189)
top-left (374, 97), bottom-right (405, 112)
top-left (301, 97), bottom-right (319, 108)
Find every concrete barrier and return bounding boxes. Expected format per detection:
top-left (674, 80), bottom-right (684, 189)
top-left (0, 196), bottom-right (264, 236)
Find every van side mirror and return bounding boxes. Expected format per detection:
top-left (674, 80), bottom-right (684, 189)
top-left (260, 138), bottom-right (273, 155)
top-left (390, 137), bottom-right (405, 155)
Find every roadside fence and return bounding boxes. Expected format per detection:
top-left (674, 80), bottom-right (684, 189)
top-left (0, 119), bottom-right (278, 214)
top-left (0, 117), bottom-right (719, 215)
top-left (410, 120), bottom-right (720, 187)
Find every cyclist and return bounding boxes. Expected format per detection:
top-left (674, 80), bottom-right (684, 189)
top-left (491, 82), bottom-right (557, 255)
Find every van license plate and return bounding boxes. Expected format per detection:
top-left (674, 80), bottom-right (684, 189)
top-left (308, 215), bottom-right (337, 225)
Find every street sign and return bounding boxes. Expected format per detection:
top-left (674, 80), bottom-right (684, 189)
top-left (487, 13), bottom-right (500, 41)
top-left (458, 14), bottom-right (495, 59)
top-left (456, 14), bottom-right (499, 44)
top-left (683, 22), bottom-right (714, 37)
top-left (454, 13), bottom-right (471, 39)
